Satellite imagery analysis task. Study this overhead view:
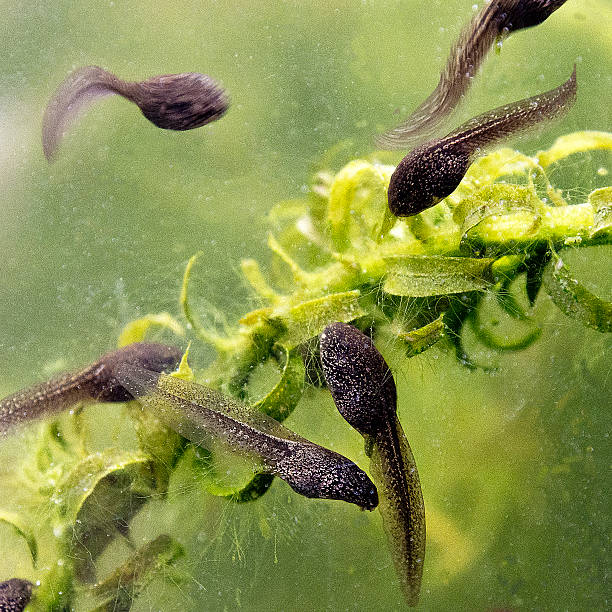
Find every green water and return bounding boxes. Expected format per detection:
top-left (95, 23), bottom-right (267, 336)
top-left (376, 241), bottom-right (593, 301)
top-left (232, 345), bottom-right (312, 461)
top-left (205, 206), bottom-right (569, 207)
top-left (0, 1), bottom-right (610, 610)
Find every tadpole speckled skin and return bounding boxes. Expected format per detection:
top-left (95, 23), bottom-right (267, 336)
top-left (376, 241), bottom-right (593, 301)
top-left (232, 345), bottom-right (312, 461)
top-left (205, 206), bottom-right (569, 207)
top-left (123, 72), bottom-right (229, 131)
top-left (387, 66), bottom-right (577, 217)
top-left (0, 578), bottom-right (33, 612)
top-left (376, 0), bottom-right (570, 149)
top-left (319, 324), bottom-right (396, 436)
top-left (0, 343), bottom-right (182, 433)
top-left (320, 323), bottom-right (426, 606)
top-left (114, 364), bottom-right (379, 510)
top-left (42, 66), bottom-right (229, 160)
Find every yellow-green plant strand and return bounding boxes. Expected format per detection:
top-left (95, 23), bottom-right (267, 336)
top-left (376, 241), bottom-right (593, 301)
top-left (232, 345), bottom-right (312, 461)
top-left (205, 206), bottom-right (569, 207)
top-left (117, 312), bottom-right (184, 347)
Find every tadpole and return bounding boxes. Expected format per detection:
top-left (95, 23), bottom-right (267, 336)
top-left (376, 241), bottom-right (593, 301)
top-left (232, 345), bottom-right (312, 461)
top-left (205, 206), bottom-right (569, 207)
top-left (0, 342), bottom-right (182, 433)
top-left (319, 322), bottom-right (426, 606)
top-left (387, 66), bottom-right (577, 217)
top-left (0, 578), bottom-right (33, 612)
top-left (114, 364), bottom-right (379, 510)
top-left (42, 66), bottom-right (229, 160)
top-left (376, 0), bottom-right (570, 149)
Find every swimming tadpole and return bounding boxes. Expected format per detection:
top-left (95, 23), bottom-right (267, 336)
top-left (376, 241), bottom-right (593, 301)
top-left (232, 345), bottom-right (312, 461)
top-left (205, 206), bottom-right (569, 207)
top-left (387, 65), bottom-right (577, 218)
top-left (113, 364), bottom-right (379, 511)
top-left (0, 342), bottom-right (182, 434)
top-left (319, 322), bottom-right (426, 607)
top-left (42, 66), bottom-right (229, 160)
top-left (376, 0), bottom-right (570, 149)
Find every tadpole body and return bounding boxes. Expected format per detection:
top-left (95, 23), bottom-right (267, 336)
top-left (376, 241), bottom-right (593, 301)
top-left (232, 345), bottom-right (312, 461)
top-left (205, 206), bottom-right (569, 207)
top-left (376, 0), bottom-right (570, 149)
top-left (114, 365), bottom-right (379, 511)
top-left (319, 322), bottom-right (425, 606)
top-left (0, 578), bottom-right (33, 612)
top-left (387, 66), bottom-right (577, 217)
top-left (42, 66), bottom-right (229, 160)
top-left (0, 343), bottom-right (182, 433)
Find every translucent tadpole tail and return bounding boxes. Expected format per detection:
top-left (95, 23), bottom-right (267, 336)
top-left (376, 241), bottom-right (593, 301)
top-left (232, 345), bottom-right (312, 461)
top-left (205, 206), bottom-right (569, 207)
top-left (449, 65), bottom-right (577, 152)
top-left (42, 66), bottom-right (121, 160)
top-left (375, 0), bottom-right (570, 150)
top-left (370, 418), bottom-right (426, 606)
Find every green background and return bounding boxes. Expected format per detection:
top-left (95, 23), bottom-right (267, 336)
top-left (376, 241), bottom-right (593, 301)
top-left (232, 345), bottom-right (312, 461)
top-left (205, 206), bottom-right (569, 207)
top-left (0, 1), bottom-right (610, 610)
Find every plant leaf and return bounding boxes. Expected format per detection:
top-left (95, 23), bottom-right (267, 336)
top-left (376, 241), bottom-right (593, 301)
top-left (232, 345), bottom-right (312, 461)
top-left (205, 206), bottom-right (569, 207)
top-left (0, 511), bottom-right (38, 566)
top-left (327, 160), bottom-right (394, 250)
top-left (252, 345), bottom-right (305, 422)
top-left (454, 184), bottom-right (542, 252)
top-left (588, 187), bottom-right (612, 239)
top-left (278, 290), bottom-right (366, 348)
top-left (52, 449), bottom-right (157, 581)
top-left (536, 131), bottom-right (612, 168)
top-left (383, 255), bottom-right (495, 297)
top-left (542, 252), bottom-right (612, 332)
top-left (525, 249), bottom-right (552, 306)
top-left (397, 314), bottom-right (445, 357)
top-left (26, 561), bottom-right (73, 612)
top-left (117, 312), bottom-right (184, 346)
top-left (90, 534), bottom-right (184, 612)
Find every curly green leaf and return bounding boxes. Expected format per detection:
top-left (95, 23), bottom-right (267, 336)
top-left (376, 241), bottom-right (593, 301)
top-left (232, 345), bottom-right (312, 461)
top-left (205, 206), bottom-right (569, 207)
top-left (117, 312), bottom-right (184, 347)
top-left (52, 449), bottom-right (157, 580)
top-left (536, 131), bottom-right (612, 168)
top-left (327, 160), bottom-right (393, 250)
top-left (0, 511), bottom-right (38, 566)
top-left (277, 290), bottom-right (366, 348)
top-left (397, 314), bottom-right (445, 357)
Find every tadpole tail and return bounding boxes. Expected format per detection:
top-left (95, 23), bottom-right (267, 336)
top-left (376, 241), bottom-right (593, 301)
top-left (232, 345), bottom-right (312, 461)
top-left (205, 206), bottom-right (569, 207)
top-left (370, 416), bottom-right (425, 606)
top-left (448, 64), bottom-right (577, 152)
top-left (42, 65), bottom-right (122, 160)
top-left (0, 369), bottom-right (94, 434)
top-left (0, 343), bottom-right (182, 433)
top-left (375, 0), bottom-right (570, 150)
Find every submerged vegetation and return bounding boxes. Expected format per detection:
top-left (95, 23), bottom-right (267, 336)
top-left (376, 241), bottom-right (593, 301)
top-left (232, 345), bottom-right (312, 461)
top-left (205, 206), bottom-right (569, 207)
top-left (2, 130), bottom-right (610, 609)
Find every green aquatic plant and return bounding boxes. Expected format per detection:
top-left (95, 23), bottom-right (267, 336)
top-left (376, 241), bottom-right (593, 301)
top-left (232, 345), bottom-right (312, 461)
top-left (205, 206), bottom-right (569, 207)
top-left (1, 131), bottom-right (610, 610)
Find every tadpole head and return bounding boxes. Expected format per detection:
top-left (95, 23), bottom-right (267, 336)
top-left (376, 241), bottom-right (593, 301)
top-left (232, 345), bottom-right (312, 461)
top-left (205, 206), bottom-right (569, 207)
top-left (500, 0), bottom-right (569, 31)
top-left (319, 323), bottom-right (396, 437)
top-left (0, 578), bottom-right (33, 612)
top-left (90, 343), bottom-right (182, 402)
top-left (387, 141), bottom-right (470, 217)
top-left (280, 446), bottom-right (379, 510)
top-left (133, 72), bottom-right (229, 131)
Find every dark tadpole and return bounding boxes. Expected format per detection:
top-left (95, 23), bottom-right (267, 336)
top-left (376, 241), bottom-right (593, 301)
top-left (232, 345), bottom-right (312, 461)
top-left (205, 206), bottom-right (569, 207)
top-left (376, 0), bottom-right (570, 149)
top-left (0, 578), bottom-right (33, 612)
top-left (42, 66), bottom-right (229, 160)
top-left (113, 364), bottom-right (379, 511)
top-left (387, 65), bottom-right (577, 217)
top-left (319, 322), bottom-right (425, 606)
top-left (0, 343), bottom-right (182, 434)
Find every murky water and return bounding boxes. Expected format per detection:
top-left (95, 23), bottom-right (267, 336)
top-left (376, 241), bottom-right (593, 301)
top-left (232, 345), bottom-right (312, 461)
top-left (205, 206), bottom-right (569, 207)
top-left (0, 1), bottom-right (610, 610)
